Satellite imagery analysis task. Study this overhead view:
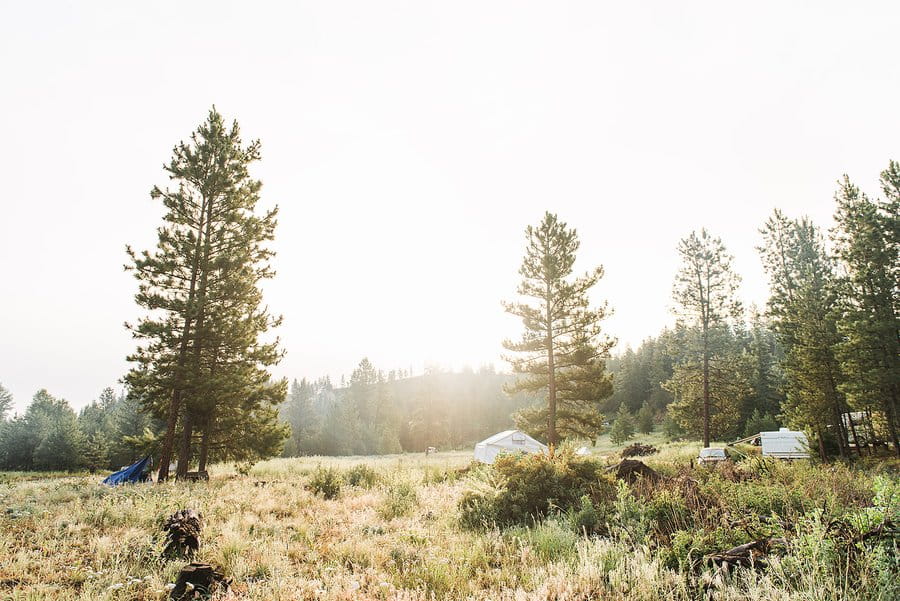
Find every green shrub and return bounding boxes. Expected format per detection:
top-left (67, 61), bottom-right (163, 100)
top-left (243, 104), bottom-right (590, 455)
top-left (344, 464), bottom-right (380, 488)
top-left (645, 488), bottom-right (693, 540)
top-left (458, 449), bottom-right (616, 529)
top-left (567, 494), bottom-right (604, 535)
top-left (308, 465), bottom-right (342, 499)
top-left (378, 481), bottom-right (418, 519)
top-left (610, 480), bottom-right (652, 544)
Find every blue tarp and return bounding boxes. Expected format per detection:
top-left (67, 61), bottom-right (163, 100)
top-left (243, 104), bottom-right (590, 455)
top-left (102, 456), bottom-right (152, 485)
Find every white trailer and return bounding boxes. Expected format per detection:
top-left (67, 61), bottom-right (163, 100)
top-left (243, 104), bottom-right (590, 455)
top-left (759, 428), bottom-right (810, 459)
top-left (730, 427), bottom-right (810, 460)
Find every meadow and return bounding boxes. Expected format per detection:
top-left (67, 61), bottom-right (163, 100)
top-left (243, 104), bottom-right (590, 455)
top-left (0, 436), bottom-right (897, 601)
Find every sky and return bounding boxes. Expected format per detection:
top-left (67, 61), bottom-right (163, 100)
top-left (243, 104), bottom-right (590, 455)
top-left (1, 1), bottom-right (899, 412)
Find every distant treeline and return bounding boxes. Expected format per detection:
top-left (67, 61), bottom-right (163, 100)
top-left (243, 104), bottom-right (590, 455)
top-left (604, 317), bottom-right (784, 441)
top-left (279, 360), bottom-right (538, 456)
top-left (0, 387), bottom-right (154, 472)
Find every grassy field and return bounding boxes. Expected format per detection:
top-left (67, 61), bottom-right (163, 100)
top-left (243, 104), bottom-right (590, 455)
top-left (1, 438), bottom-right (897, 600)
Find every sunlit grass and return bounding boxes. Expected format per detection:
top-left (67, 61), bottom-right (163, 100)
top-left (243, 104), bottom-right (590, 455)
top-left (0, 445), bottom-right (895, 600)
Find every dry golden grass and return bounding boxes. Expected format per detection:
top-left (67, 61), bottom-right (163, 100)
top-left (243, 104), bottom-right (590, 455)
top-left (0, 446), bottom-right (896, 600)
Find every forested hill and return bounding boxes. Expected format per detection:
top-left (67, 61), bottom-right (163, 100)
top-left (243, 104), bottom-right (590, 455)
top-left (279, 364), bottom-right (539, 456)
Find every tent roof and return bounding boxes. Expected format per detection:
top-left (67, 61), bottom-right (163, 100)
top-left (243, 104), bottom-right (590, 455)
top-left (478, 429), bottom-right (545, 447)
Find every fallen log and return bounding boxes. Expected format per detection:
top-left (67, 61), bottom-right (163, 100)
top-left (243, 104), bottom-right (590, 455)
top-left (163, 509), bottom-right (202, 559)
top-left (706, 538), bottom-right (786, 570)
top-left (170, 563), bottom-right (229, 601)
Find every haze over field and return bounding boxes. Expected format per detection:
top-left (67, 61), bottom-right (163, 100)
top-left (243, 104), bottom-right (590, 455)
top-left (2, 1), bottom-right (900, 410)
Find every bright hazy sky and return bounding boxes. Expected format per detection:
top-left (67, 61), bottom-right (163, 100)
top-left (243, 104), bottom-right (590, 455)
top-left (2, 2), bottom-right (899, 412)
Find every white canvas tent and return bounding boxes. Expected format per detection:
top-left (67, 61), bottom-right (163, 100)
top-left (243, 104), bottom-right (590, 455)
top-left (473, 430), bottom-right (547, 464)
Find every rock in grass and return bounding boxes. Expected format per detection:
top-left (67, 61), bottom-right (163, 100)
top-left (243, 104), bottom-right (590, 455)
top-left (169, 563), bottom-right (229, 600)
top-left (162, 509), bottom-right (202, 559)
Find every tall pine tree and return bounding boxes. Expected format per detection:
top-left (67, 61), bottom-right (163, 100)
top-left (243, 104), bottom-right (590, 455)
top-left (503, 212), bottom-right (614, 446)
top-left (831, 165), bottom-right (900, 456)
top-left (126, 108), bottom-right (286, 480)
top-left (758, 210), bottom-right (850, 459)
top-left (669, 229), bottom-right (743, 447)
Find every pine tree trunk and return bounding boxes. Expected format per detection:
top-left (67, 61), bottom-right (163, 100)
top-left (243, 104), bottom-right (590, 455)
top-left (157, 387), bottom-right (184, 483)
top-left (885, 389), bottom-right (900, 458)
top-left (198, 411), bottom-right (214, 473)
top-left (816, 425), bottom-right (827, 462)
top-left (702, 321), bottom-right (710, 448)
top-left (832, 404), bottom-right (848, 459)
top-left (157, 194), bottom-right (209, 483)
top-left (177, 409), bottom-right (194, 478)
top-left (845, 410), bottom-right (862, 457)
top-left (865, 407), bottom-right (877, 452)
top-left (546, 284), bottom-right (557, 447)
top-left (176, 189), bottom-right (217, 479)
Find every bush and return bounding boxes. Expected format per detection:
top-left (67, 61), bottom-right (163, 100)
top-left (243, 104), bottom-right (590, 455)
top-left (344, 464), bottom-right (380, 488)
top-left (308, 465), bottom-right (342, 499)
top-left (458, 449), bottom-right (617, 529)
top-left (568, 494), bottom-right (603, 535)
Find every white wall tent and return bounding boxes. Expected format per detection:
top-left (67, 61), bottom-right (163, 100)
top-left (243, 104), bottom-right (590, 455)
top-left (473, 430), bottom-right (548, 464)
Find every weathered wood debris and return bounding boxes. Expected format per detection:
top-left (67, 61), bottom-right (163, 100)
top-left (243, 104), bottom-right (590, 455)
top-left (163, 509), bottom-right (202, 559)
top-left (170, 563), bottom-right (229, 601)
top-left (706, 538), bottom-right (787, 570)
top-left (605, 459), bottom-right (661, 483)
top-left (621, 443), bottom-right (659, 458)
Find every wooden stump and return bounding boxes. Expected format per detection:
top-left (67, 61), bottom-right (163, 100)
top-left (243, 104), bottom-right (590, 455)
top-left (163, 509), bottom-right (202, 559)
top-left (170, 563), bottom-right (229, 600)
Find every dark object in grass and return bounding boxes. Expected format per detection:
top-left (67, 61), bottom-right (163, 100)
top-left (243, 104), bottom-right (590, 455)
top-left (170, 563), bottom-right (229, 600)
top-left (605, 459), bottom-right (661, 483)
top-left (163, 509), bottom-right (202, 559)
top-left (706, 538), bottom-right (787, 570)
top-left (621, 443), bottom-right (659, 458)
top-left (178, 471), bottom-right (209, 482)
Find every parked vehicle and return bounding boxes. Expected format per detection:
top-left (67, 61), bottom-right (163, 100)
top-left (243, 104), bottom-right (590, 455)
top-left (698, 447), bottom-right (727, 466)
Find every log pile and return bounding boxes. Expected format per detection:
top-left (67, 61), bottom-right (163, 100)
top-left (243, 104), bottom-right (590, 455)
top-left (621, 443), bottom-right (659, 458)
top-left (163, 509), bottom-right (202, 559)
top-left (605, 459), bottom-right (661, 483)
top-left (169, 563), bottom-right (229, 600)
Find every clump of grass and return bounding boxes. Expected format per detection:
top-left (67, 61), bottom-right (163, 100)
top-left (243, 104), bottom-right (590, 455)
top-left (511, 518), bottom-right (579, 562)
top-left (378, 481), bottom-right (418, 520)
top-left (308, 465), bottom-right (342, 499)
